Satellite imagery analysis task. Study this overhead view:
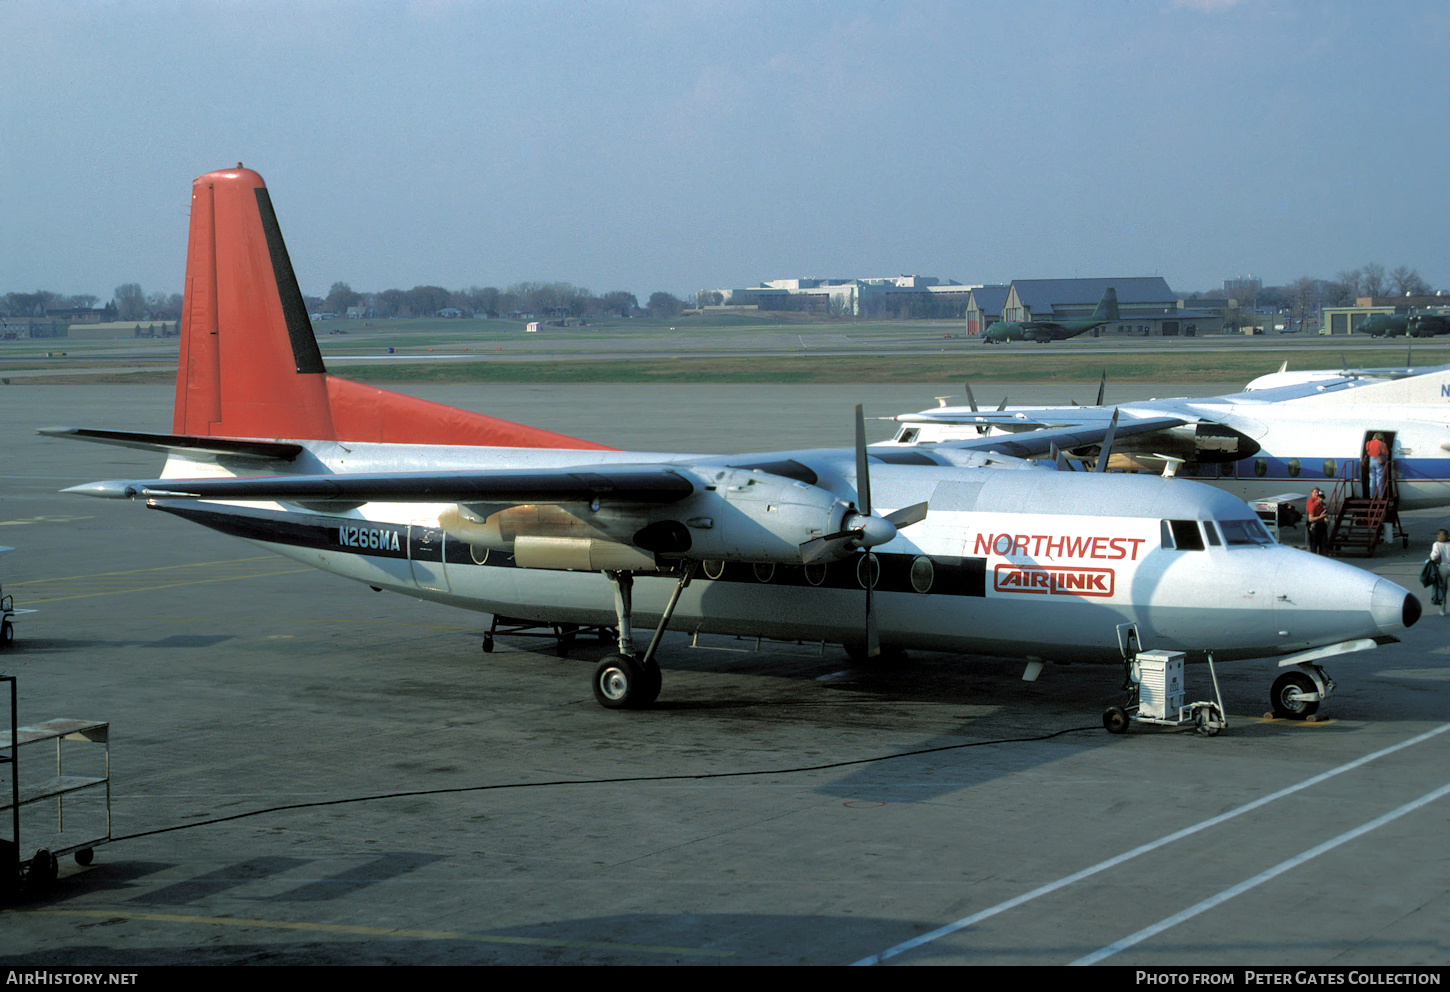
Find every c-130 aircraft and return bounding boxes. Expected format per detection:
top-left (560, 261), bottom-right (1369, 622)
top-left (48, 167), bottom-right (1419, 719)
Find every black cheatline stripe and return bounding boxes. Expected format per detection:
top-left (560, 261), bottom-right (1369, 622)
top-left (155, 503), bottom-right (988, 597)
top-left (254, 187), bottom-right (326, 375)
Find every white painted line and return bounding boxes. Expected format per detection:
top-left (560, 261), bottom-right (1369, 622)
top-left (852, 721), bottom-right (1450, 966)
top-left (1072, 778), bottom-right (1450, 966)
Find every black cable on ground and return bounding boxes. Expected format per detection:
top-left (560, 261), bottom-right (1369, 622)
top-left (111, 724), bottom-right (1102, 844)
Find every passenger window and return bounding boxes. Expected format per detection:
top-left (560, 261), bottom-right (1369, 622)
top-left (1169, 520), bottom-right (1205, 551)
top-left (1203, 521), bottom-right (1222, 546)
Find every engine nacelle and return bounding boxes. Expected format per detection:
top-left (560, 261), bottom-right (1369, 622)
top-left (645, 469), bottom-right (849, 564)
top-left (438, 468), bottom-right (852, 569)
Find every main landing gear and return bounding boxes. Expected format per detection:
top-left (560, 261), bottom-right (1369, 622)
top-left (591, 563), bottom-right (697, 710)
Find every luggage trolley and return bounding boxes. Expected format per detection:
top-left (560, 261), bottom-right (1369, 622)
top-left (1, 676), bottom-right (111, 895)
top-left (0, 546), bottom-right (34, 649)
top-left (1103, 624), bottom-right (1227, 737)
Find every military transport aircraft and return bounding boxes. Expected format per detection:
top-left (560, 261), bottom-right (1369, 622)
top-left (889, 365), bottom-right (1450, 511)
top-left (981, 287), bottom-right (1119, 344)
top-left (45, 167), bottom-right (1418, 721)
top-left (1360, 312), bottom-right (1450, 338)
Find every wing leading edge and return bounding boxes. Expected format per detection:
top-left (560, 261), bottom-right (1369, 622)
top-left (922, 416), bottom-right (1187, 460)
top-left (65, 465), bottom-right (698, 506)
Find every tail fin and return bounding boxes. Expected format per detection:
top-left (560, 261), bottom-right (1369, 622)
top-left (174, 166), bottom-right (607, 450)
top-left (1295, 365), bottom-right (1450, 407)
top-left (1093, 287), bottom-right (1119, 322)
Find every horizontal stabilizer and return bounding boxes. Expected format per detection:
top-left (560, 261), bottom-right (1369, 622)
top-left (39, 427), bottom-right (302, 461)
top-left (65, 465), bottom-right (698, 506)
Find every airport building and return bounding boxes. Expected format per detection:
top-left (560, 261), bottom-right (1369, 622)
top-left (711, 273), bottom-right (1225, 333)
top-left (972, 277), bottom-right (1224, 337)
top-left (1319, 294), bottom-right (1450, 335)
top-left (715, 275), bottom-right (974, 317)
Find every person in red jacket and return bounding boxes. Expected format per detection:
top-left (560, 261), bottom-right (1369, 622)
top-left (1364, 433), bottom-right (1390, 498)
top-left (1306, 487), bottom-right (1328, 555)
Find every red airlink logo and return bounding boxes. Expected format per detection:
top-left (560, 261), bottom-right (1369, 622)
top-left (993, 564), bottom-right (1115, 597)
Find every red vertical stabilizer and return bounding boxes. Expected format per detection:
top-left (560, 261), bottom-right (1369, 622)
top-left (173, 167), bottom-right (609, 450)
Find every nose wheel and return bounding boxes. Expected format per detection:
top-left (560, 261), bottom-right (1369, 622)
top-left (1270, 669), bottom-right (1324, 719)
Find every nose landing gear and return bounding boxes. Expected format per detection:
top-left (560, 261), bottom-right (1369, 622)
top-left (1269, 666), bottom-right (1332, 720)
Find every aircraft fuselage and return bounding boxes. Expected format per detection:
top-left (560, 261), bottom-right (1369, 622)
top-left (149, 442), bottom-right (1414, 665)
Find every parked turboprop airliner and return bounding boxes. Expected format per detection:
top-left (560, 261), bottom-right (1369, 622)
top-left (46, 167), bottom-right (1418, 720)
top-left (891, 369), bottom-right (1450, 511)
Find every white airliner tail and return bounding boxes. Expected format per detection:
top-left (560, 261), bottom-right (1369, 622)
top-left (1293, 366), bottom-right (1450, 407)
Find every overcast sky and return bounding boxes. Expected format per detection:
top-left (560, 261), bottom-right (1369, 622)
top-left (3, 0), bottom-right (1447, 303)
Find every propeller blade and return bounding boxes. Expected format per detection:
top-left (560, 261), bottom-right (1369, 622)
top-left (1094, 408), bottom-right (1121, 473)
top-left (1051, 443), bottom-right (1074, 472)
top-left (854, 404), bottom-right (872, 517)
top-left (883, 501), bottom-right (928, 529)
top-left (964, 382), bottom-right (979, 413)
top-left (801, 531), bottom-right (858, 564)
top-left (1407, 342), bottom-right (1413, 367)
top-left (864, 555), bottom-right (880, 657)
top-left (1096, 369), bottom-right (1106, 406)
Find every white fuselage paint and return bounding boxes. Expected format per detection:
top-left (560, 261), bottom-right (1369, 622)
top-left (155, 439), bottom-right (1414, 665)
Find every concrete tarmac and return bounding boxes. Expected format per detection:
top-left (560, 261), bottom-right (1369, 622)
top-left (0, 384), bottom-right (1446, 966)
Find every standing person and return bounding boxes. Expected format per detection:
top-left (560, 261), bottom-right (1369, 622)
top-left (1364, 433), bottom-right (1390, 498)
top-left (1432, 529), bottom-right (1450, 615)
top-left (1306, 487), bottom-right (1328, 555)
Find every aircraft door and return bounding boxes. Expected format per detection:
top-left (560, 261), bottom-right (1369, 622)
top-left (1361, 430), bottom-right (1396, 499)
top-left (409, 522), bottom-right (450, 592)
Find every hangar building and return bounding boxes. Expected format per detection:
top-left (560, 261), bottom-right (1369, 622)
top-left (970, 277), bottom-right (1223, 337)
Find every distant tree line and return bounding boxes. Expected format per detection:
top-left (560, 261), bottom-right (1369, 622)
top-left (1184, 263), bottom-right (1440, 330)
top-left (1, 282), bottom-right (689, 323)
top-left (312, 281), bottom-right (689, 321)
top-left (1, 285), bottom-right (183, 322)
top-left (8, 261), bottom-right (1437, 328)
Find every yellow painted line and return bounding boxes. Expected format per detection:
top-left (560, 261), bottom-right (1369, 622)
top-left (22, 909), bottom-right (733, 958)
top-left (0, 515), bottom-right (94, 526)
top-left (22, 616), bottom-right (480, 632)
top-left (12, 555), bottom-right (287, 585)
top-left (7, 556), bottom-right (323, 603)
top-left (15, 569), bottom-right (316, 604)
top-left (1242, 715), bottom-right (1337, 727)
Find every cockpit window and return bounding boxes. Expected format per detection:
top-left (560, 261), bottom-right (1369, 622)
top-left (1203, 521), bottom-right (1222, 546)
top-left (1217, 518), bottom-right (1274, 546)
top-left (1162, 519), bottom-right (1206, 551)
top-left (1170, 520), bottom-right (1205, 551)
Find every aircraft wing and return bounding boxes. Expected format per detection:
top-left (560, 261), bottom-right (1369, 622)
top-left (66, 465), bottom-right (698, 506)
top-left (927, 416), bottom-right (1187, 459)
top-left (894, 411), bottom-right (1059, 429)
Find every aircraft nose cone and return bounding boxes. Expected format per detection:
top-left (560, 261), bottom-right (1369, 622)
top-left (1370, 577), bottom-right (1420, 633)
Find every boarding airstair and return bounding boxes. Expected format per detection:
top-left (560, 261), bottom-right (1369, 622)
top-left (1326, 459), bottom-right (1406, 558)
